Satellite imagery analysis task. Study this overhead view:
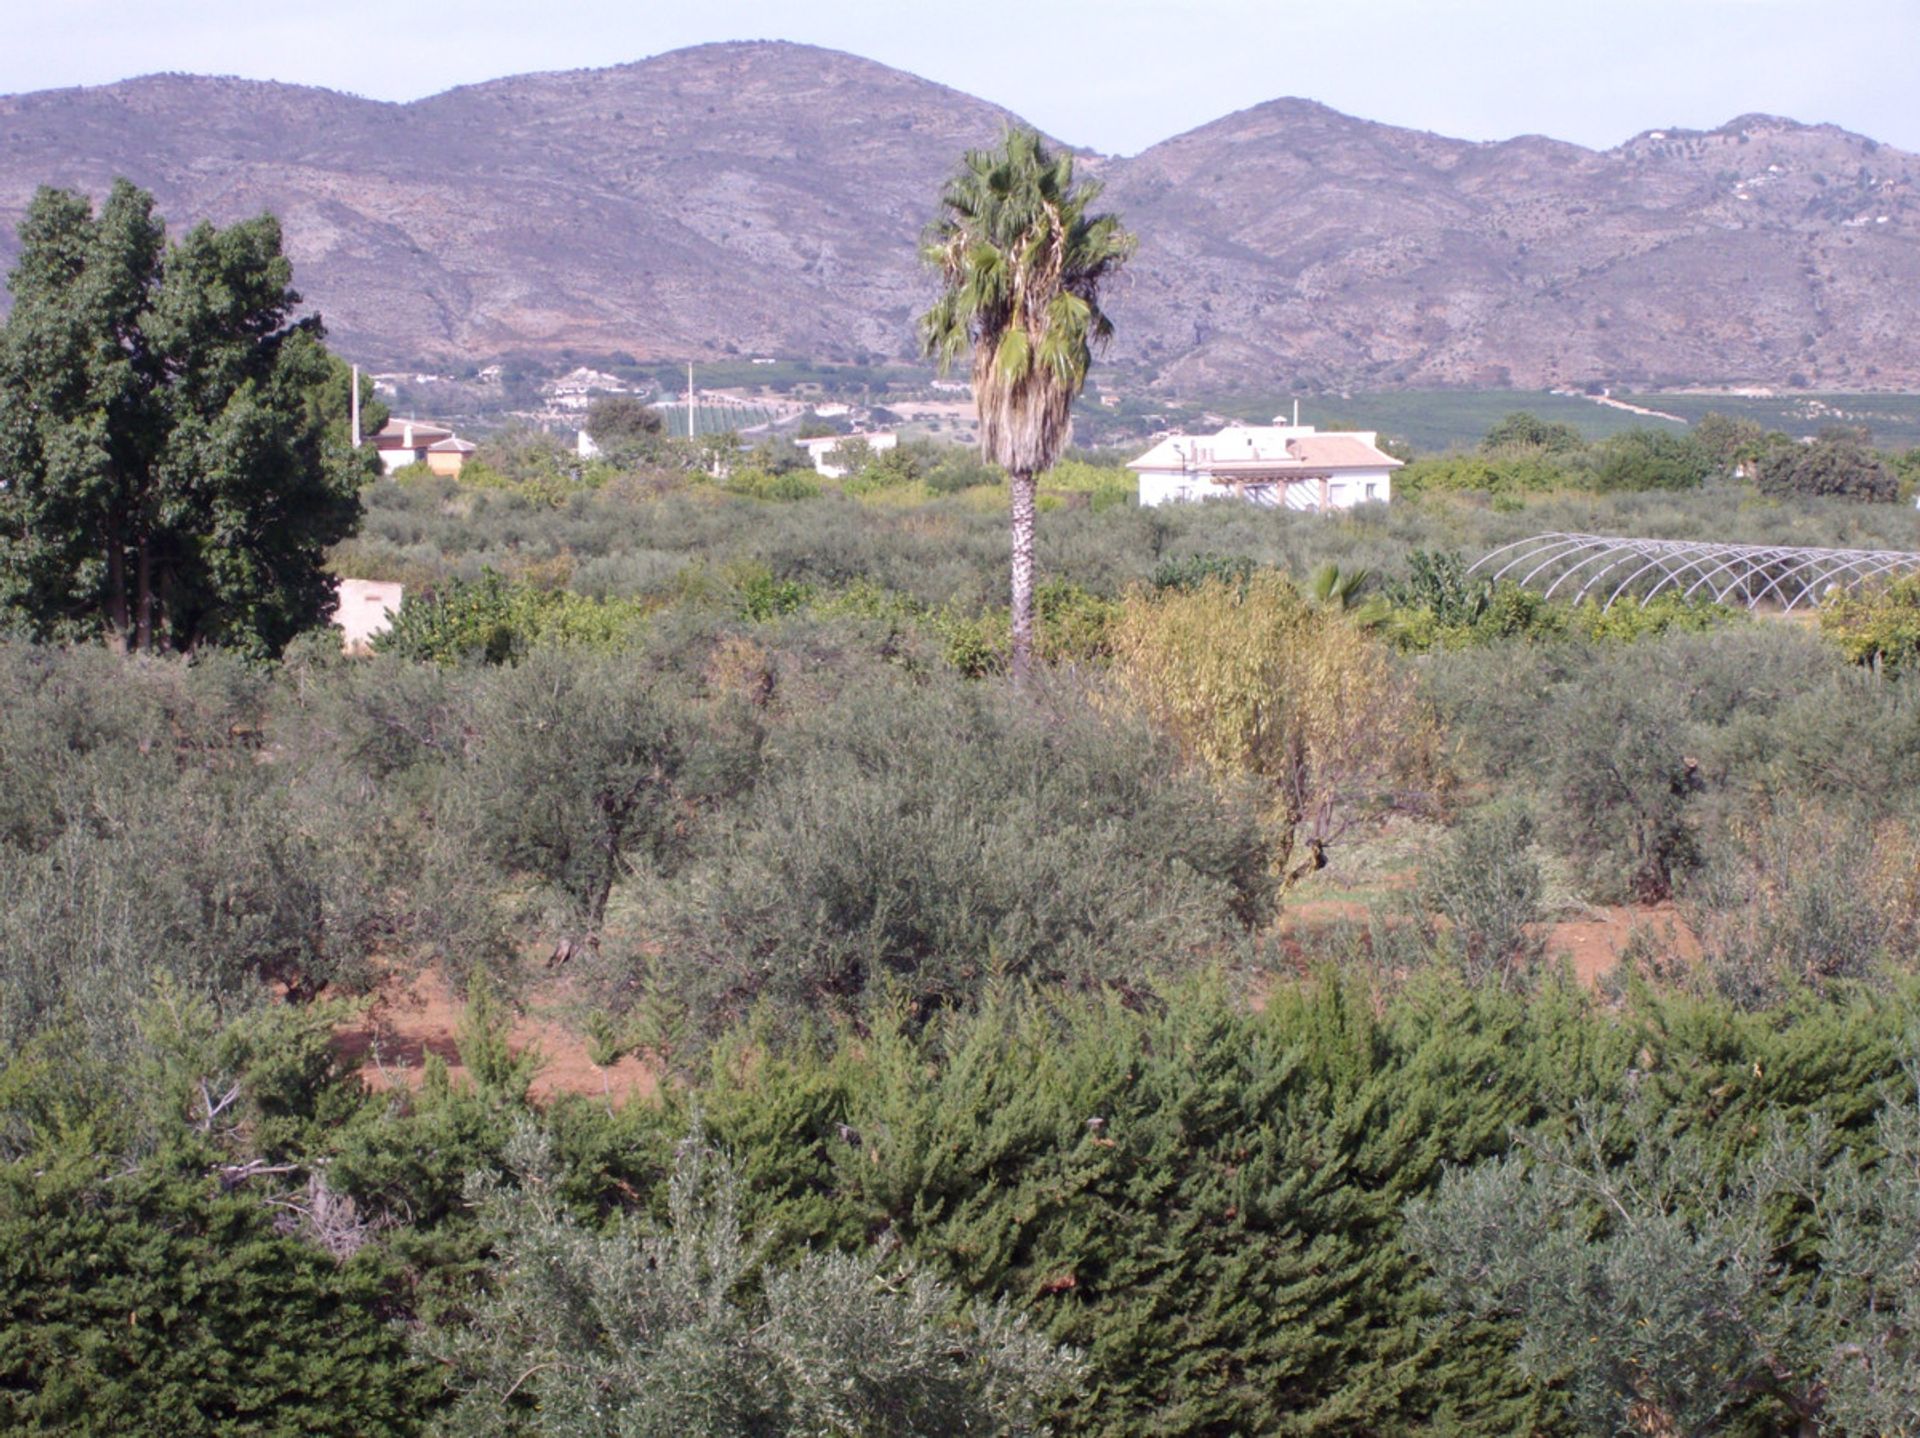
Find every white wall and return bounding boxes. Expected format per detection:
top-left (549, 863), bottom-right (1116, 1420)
top-left (1137, 472), bottom-right (1204, 507)
top-left (1137, 468), bottom-right (1394, 510)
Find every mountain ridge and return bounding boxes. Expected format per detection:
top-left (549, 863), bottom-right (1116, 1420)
top-left (2, 40), bottom-right (1915, 390)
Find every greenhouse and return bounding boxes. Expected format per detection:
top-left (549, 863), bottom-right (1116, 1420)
top-left (1469, 533), bottom-right (1920, 612)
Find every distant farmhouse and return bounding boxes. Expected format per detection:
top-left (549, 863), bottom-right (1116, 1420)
top-left (371, 417), bottom-right (477, 477)
top-left (1129, 424), bottom-right (1400, 510)
top-left (799, 431), bottom-right (898, 479)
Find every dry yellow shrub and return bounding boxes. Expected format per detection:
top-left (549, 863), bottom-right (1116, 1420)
top-left (1109, 572), bottom-right (1437, 881)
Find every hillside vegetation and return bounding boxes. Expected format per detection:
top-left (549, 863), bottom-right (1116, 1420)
top-left (7, 405), bottom-right (1920, 1433)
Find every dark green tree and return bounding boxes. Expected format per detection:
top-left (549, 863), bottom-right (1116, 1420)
top-left (1480, 411), bottom-right (1587, 454)
top-left (1588, 428), bottom-right (1715, 491)
top-left (0, 180), bottom-right (362, 655)
top-left (1756, 425), bottom-right (1899, 501)
top-left (920, 129), bottom-right (1134, 684)
top-left (1692, 410), bottom-right (1771, 472)
top-left (583, 392), bottom-right (663, 445)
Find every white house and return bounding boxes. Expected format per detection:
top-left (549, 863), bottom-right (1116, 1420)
top-left (371, 417), bottom-right (476, 477)
top-left (798, 431), bottom-right (898, 479)
top-left (1128, 423), bottom-right (1401, 510)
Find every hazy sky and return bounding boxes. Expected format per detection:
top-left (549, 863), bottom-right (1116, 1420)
top-left (6, 0), bottom-right (1916, 156)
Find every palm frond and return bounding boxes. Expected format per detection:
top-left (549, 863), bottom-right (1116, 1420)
top-left (917, 127), bottom-right (1137, 478)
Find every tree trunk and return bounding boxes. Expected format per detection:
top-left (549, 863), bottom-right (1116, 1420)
top-left (1008, 468), bottom-right (1038, 686)
top-left (134, 538), bottom-right (153, 653)
top-left (106, 536), bottom-right (130, 651)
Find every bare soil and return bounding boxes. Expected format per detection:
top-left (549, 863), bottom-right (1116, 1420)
top-left (332, 968), bottom-right (657, 1106)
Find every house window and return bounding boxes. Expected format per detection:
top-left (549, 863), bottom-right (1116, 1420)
top-left (1365, 482), bottom-right (1380, 501)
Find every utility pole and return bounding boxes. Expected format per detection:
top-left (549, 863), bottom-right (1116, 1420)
top-left (687, 362), bottom-right (696, 441)
top-left (350, 364), bottom-right (362, 448)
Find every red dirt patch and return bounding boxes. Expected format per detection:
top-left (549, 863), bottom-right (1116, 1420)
top-left (1543, 902), bottom-right (1701, 986)
top-left (333, 969), bottom-right (658, 1106)
top-left (1270, 898), bottom-right (1701, 988)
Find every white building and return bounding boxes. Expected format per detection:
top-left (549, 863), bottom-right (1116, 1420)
top-left (798, 431), bottom-right (898, 479)
top-left (371, 417), bottom-right (476, 477)
top-left (1128, 423), bottom-right (1401, 510)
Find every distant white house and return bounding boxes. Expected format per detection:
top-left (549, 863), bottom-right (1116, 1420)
top-left (371, 418), bottom-right (476, 477)
top-left (798, 431), bottom-right (898, 479)
top-left (1127, 423), bottom-right (1400, 510)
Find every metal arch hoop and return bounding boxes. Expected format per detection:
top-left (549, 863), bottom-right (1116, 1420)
top-left (1598, 539), bottom-right (1726, 609)
top-left (1631, 542), bottom-right (1746, 606)
top-left (1465, 535), bottom-right (1920, 613)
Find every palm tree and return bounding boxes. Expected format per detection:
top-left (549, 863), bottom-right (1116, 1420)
top-left (920, 128), bottom-right (1135, 684)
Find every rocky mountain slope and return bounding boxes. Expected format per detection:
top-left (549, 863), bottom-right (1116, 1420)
top-left (1, 41), bottom-right (1915, 389)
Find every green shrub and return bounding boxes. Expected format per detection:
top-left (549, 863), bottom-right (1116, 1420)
top-left (428, 1123), bottom-right (1080, 1438)
top-left (623, 676), bottom-right (1274, 1045)
top-left (1396, 450), bottom-right (1574, 496)
top-left (460, 649), bottom-right (707, 940)
top-left (0, 992), bottom-right (435, 1434)
top-left (1146, 552), bottom-right (1258, 594)
top-left (728, 563), bottom-right (816, 620)
top-left (375, 570), bottom-right (647, 664)
top-left (1821, 573), bottom-right (1920, 675)
top-left (0, 1151), bottom-right (432, 1436)
top-left (723, 466), bottom-right (820, 502)
top-left (1481, 411), bottom-right (1589, 454)
top-left (1416, 803), bottom-right (1547, 986)
top-left (1757, 426), bottom-right (1899, 501)
top-left (1589, 427), bottom-right (1715, 491)
top-left (925, 580), bottom-right (1117, 676)
top-left (686, 975), bottom-right (1692, 1436)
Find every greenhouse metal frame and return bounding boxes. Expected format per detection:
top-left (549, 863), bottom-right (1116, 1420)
top-left (1467, 533), bottom-right (1920, 612)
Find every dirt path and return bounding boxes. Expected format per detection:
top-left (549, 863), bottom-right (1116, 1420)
top-left (1557, 389), bottom-right (1689, 425)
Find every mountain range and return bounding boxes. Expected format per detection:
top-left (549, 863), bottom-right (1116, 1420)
top-left (1, 40), bottom-right (1916, 391)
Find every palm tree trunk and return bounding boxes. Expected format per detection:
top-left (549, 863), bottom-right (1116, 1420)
top-left (1008, 468), bottom-right (1037, 685)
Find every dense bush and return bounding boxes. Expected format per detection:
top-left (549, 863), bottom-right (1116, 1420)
top-left (0, 991), bottom-right (438, 1433)
top-left (1110, 571), bottom-right (1435, 878)
top-left (1408, 1074), bottom-right (1920, 1436)
top-left (8, 921), bottom-right (1920, 1435)
top-left (376, 569), bottom-right (650, 664)
top-left (1588, 427), bottom-right (1715, 491)
top-left (1757, 425), bottom-right (1900, 501)
top-left (620, 675), bottom-right (1275, 1048)
top-left (683, 974), bottom-right (1920, 1437)
top-left (1414, 802), bottom-right (1547, 985)
top-left (1821, 572), bottom-right (1920, 676)
top-left (430, 1124), bottom-right (1079, 1438)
